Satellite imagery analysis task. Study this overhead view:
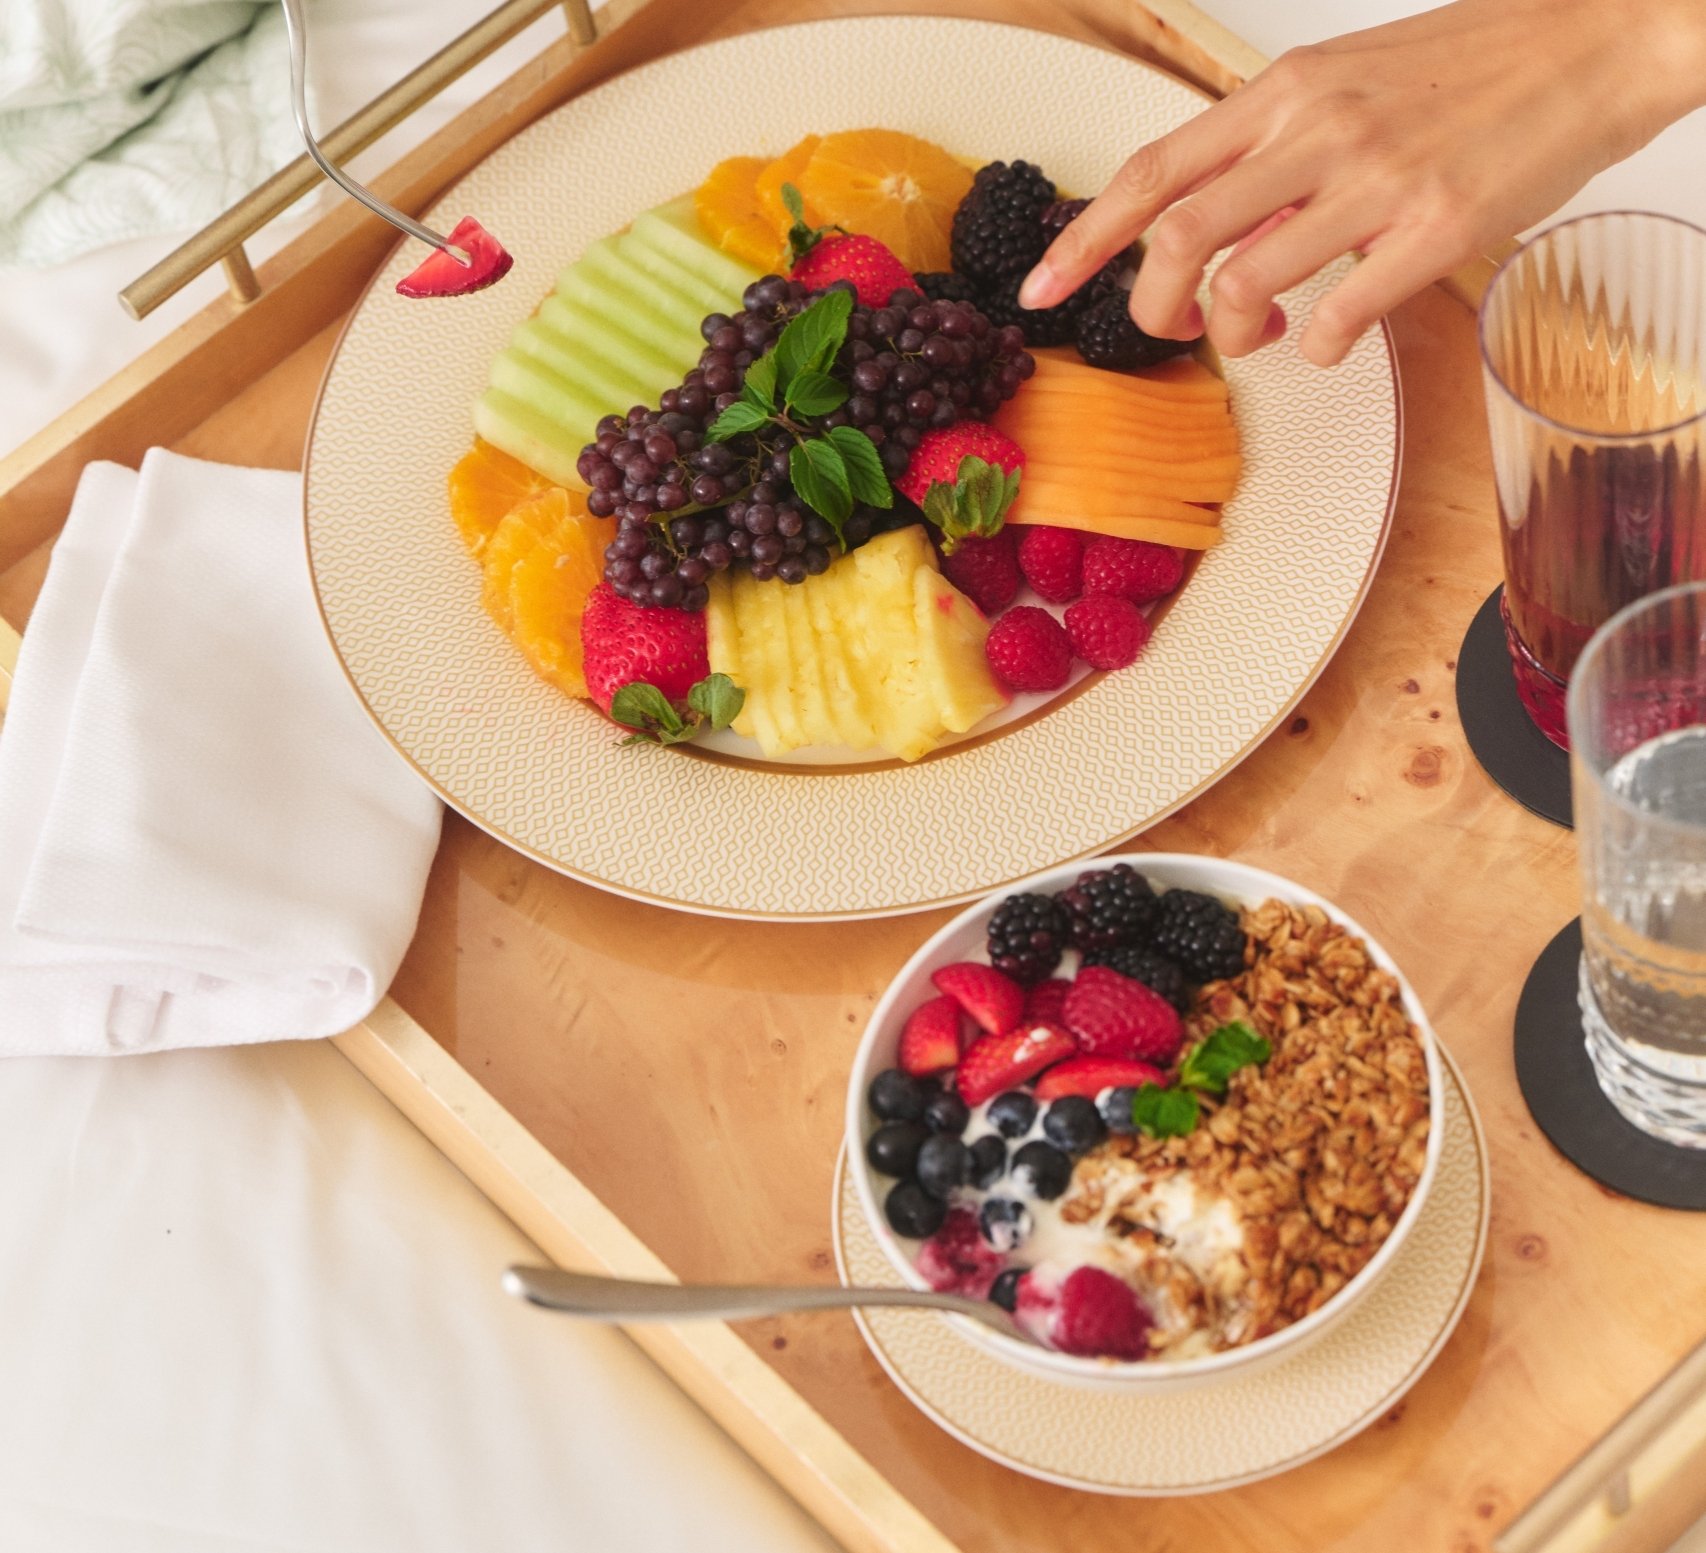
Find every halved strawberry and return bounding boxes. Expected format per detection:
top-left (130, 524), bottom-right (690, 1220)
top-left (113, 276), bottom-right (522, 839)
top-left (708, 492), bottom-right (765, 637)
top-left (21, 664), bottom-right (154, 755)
top-left (1023, 977), bottom-right (1073, 1026)
top-left (1034, 1055), bottom-right (1167, 1100)
top-left (897, 995), bottom-right (965, 1076)
top-left (395, 217), bottom-right (514, 298)
top-left (931, 962), bottom-right (1024, 1036)
top-left (957, 1024), bottom-right (1077, 1106)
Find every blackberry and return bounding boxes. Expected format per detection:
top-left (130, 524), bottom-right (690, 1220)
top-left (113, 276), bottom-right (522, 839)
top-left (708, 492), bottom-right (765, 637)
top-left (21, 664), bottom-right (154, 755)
top-left (914, 270), bottom-right (982, 305)
top-left (1149, 890), bottom-right (1248, 982)
top-left (951, 160), bottom-right (1057, 284)
top-left (980, 261), bottom-right (1121, 347)
top-left (986, 891), bottom-right (1069, 984)
top-left (1039, 198), bottom-right (1090, 238)
top-left (1075, 288), bottom-right (1200, 371)
top-left (1055, 863), bottom-right (1156, 953)
top-left (1081, 943), bottom-right (1188, 1010)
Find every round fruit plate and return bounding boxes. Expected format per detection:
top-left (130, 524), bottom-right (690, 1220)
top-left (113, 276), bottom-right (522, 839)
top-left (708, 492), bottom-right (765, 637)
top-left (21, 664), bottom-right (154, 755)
top-left (305, 15), bottom-right (1401, 921)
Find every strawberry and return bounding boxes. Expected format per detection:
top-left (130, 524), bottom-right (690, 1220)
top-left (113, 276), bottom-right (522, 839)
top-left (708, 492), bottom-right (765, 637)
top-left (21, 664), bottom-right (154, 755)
top-left (1018, 1266), bottom-right (1152, 1359)
top-left (1062, 964), bottom-right (1184, 1064)
top-left (899, 426), bottom-right (1026, 555)
top-left (915, 1208), bottom-right (1005, 1298)
top-left (1065, 594), bottom-right (1151, 670)
top-left (1034, 1055), bottom-right (1167, 1100)
top-left (930, 962), bottom-right (1024, 1035)
top-left (897, 995), bottom-right (965, 1076)
top-left (579, 584), bottom-right (709, 712)
top-left (941, 529), bottom-right (1021, 615)
top-left (782, 182), bottom-right (913, 307)
top-left (1080, 536), bottom-right (1185, 605)
top-left (1015, 525), bottom-right (1084, 604)
top-left (984, 605), bottom-right (1072, 692)
top-left (957, 1024), bottom-right (1077, 1105)
top-left (395, 216), bottom-right (513, 298)
top-left (1023, 977), bottom-right (1073, 1026)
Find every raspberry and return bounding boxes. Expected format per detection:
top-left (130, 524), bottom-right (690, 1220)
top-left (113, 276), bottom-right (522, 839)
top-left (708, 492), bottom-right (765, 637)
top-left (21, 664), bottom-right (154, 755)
top-left (1054, 1267), bottom-right (1153, 1359)
top-left (984, 606), bottom-right (1072, 692)
top-left (1065, 594), bottom-right (1150, 670)
top-left (1024, 977), bottom-right (1072, 1026)
top-left (915, 1207), bottom-right (1005, 1298)
top-left (1016, 525), bottom-right (1084, 603)
top-left (941, 530), bottom-right (1020, 615)
top-left (1062, 964), bottom-right (1184, 1064)
top-left (1081, 536), bottom-right (1185, 605)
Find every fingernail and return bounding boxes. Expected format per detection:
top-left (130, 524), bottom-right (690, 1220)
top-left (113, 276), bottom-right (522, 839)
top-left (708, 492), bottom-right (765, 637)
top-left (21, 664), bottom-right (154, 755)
top-left (1018, 263), bottom-right (1054, 310)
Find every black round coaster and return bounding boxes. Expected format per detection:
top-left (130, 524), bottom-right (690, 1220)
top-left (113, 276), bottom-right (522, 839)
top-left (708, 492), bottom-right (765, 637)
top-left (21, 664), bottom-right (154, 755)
top-left (1456, 585), bottom-right (1573, 828)
top-left (1514, 918), bottom-right (1706, 1208)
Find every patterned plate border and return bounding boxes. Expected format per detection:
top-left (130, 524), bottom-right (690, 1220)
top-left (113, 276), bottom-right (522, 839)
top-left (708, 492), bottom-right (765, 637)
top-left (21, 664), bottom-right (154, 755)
top-left (831, 1040), bottom-right (1489, 1495)
top-left (305, 16), bottom-right (1402, 920)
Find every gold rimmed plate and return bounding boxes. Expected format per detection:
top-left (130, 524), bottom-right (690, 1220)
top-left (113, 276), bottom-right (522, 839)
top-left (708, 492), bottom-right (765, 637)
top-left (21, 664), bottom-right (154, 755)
top-left (831, 1040), bottom-right (1489, 1494)
top-left (305, 15), bottom-right (1401, 920)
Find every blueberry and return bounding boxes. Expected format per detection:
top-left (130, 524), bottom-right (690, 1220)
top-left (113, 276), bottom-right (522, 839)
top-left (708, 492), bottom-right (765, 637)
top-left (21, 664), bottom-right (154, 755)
top-left (1099, 1085), bottom-right (1140, 1135)
top-left (916, 1135), bottom-right (972, 1200)
top-left (968, 1134), bottom-right (1007, 1188)
top-left (885, 1179), bottom-right (946, 1239)
top-left (1010, 1140), bottom-right (1072, 1200)
top-left (986, 1090), bottom-right (1038, 1138)
top-left (1043, 1096), bottom-right (1106, 1154)
top-left (979, 1198), bottom-right (1033, 1252)
top-left (989, 1267), bottom-right (1026, 1312)
top-left (868, 1068), bottom-right (927, 1123)
top-left (922, 1088), bottom-right (970, 1135)
top-left (865, 1120), bottom-right (928, 1179)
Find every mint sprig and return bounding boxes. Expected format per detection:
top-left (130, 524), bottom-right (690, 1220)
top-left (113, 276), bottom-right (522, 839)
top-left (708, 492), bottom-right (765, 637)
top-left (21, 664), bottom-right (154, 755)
top-left (702, 290), bottom-right (893, 544)
top-left (1129, 1020), bottom-right (1272, 1138)
top-left (610, 673), bottom-right (746, 747)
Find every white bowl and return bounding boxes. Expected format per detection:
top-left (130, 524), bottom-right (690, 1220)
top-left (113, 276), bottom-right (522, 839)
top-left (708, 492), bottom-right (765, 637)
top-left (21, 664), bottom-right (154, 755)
top-left (844, 853), bottom-right (1444, 1395)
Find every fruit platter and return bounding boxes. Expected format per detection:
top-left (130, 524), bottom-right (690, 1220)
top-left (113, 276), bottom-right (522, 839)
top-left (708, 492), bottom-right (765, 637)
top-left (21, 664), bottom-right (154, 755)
top-left (305, 17), bottom-right (1400, 917)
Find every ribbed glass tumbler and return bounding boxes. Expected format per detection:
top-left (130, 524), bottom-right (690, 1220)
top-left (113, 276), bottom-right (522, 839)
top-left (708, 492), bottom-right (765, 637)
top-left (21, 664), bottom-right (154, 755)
top-left (1481, 212), bottom-right (1706, 748)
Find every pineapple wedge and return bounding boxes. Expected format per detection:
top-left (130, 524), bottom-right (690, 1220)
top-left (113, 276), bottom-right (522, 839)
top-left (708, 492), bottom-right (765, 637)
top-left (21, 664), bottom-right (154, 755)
top-left (806, 561), bottom-right (879, 750)
top-left (850, 529), bottom-right (944, 763)
top-left (915, 568), bottom-right (1009, 733)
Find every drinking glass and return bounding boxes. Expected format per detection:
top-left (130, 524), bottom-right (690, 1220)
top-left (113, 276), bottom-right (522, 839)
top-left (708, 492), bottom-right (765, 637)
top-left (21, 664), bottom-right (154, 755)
top-left (1572, 582), bottom-right (1706, 1144)
top-left (1480, 211), bottom-right (1706, 748)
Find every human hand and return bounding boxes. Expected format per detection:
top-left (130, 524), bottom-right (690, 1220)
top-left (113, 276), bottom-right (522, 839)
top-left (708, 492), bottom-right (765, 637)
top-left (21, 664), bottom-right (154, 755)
top-left (1020, 0), bottom-right (1706, 365)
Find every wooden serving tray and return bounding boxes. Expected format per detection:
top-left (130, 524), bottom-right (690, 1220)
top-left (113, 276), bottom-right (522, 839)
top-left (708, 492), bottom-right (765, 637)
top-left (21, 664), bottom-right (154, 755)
top-left (4, 4), bottom-right (1706, 1550)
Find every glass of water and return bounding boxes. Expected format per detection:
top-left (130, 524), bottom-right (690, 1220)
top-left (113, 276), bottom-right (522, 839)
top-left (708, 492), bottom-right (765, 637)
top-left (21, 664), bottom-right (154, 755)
top-left (1572, 582), bottom-right (1706, 1144)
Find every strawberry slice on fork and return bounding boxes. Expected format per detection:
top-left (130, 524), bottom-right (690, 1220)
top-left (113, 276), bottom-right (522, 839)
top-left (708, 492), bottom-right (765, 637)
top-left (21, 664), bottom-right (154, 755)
top-left (396, 216), bottom-right (514, 299)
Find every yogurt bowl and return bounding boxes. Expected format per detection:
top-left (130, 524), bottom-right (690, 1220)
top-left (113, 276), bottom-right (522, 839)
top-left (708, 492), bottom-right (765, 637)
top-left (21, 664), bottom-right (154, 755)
top-left (844, 853), bottom-right (1444, 1395)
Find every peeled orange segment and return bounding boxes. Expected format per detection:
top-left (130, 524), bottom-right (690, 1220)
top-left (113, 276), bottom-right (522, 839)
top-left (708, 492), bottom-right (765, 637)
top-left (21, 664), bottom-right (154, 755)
top-left (755, 135), bottom-right (822, 240)
top-left (505, 491), bottom-right (605, 698)
top-left (448, 440), bottom-right (553, 557)
top-left (795, 129), bottom-right (972, 273)
top-left (481, 488), bottom-right (564, 631)
top-left (696, 155), bottom-right (786, 273)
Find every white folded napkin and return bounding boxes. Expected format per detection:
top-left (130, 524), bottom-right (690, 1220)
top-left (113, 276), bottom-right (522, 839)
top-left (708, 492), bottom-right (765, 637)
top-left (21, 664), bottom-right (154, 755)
top-left (0, 449), bottom-right (442, 1055)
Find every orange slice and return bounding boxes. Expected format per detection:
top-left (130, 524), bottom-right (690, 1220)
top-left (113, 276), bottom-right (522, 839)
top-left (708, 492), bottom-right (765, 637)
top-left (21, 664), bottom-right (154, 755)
top-left (482, 487), bottom-right (605, 697)
top-left (695, 155), bottom-right (785, 273)
top-left (755, 135), bottom-right (822, 242)
top-left (448, 439), bottom-right (553, 557)
top-left (795, 129), bottom-right (972, 273)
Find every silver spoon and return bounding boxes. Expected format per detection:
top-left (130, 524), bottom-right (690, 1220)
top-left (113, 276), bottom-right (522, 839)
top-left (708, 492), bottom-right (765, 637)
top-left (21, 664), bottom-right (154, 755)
top-left (502, 1265), bottom-right (1027, 1340)
top-left (279, 0), bottom-right (510, 290)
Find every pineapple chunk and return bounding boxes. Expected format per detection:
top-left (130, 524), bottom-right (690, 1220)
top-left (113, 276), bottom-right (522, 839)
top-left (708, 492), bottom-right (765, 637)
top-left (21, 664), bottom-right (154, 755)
top-left (805, 562), bottom-right (879, 750)
top-left (915, 569), bottom-right (1009, 732)
top-left (780, 577), bottom-right (838, 749)
top-left (850, 529), bottom-right (944, 763)
top-left (705, 570), bottom-right (742, 686)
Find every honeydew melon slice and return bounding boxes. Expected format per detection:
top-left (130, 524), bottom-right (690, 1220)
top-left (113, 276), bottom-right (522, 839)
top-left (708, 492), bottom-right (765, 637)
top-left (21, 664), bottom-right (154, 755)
top-left (534, 296), bottom-right (684, 393)
top-left (509, 317), bottom-right (657, 411)
top-left (614, 231), bottom-right (739, 315)
top-left (576, 235), bottom-right (721, 326)
top-left (487, 349), bottom-right (609, 440)
top-left (555, 264), bottom-right (706, 365)
top-left (631, 197), bottom-right (767, 298)
top-left (472, 391), bottom-right (585, 489)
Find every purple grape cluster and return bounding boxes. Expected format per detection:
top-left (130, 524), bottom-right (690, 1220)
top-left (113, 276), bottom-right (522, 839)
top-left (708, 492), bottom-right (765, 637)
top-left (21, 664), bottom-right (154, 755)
top-left (578, 273), bottom-right (1034, 610)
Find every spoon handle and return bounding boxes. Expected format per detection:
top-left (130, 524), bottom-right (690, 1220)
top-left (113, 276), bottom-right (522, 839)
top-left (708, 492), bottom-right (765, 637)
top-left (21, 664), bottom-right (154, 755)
top-left (278, 0), bottom-right (468, 263)
top-left (502, 1264), bottom-right (1019, 1337)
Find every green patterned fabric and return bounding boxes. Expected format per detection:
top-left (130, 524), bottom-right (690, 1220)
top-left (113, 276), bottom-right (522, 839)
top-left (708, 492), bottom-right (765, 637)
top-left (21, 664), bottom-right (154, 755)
top-left (0, 0), bottom-right (298, 266)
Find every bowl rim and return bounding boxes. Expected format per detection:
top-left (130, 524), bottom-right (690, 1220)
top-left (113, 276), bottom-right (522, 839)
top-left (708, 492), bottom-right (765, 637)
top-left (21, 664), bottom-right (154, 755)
top-left (843, 851), bottom-right (1446, 1382)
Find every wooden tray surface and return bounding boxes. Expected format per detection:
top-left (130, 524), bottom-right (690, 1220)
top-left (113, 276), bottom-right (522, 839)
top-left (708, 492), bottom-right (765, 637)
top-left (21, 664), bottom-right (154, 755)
top-left (3, 4), bottom-right (1702, 1551)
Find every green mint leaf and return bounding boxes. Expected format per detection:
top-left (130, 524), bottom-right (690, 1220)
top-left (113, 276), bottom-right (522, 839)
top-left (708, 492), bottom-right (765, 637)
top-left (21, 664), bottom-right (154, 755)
top-left (608, 682), bottom-right (688, 743)
top-left (826, 425), bottom-right (892, 508)
top-left (1177, 1020), bottom-right (1272, 1096)
top-left (687, 672), bottom-right (745, 731)
top-left (789, 437), bottom-right (853, 536)
top-left (741, 350), bottom-right (779, 413)
top-left (783, 367), bottom-right (848, 418)
top-left (706, 400), bottom-right (772, 443)
top-left (1131, 1083), bottom-right (1200, 1139)
top-left (775, 288), bottom-right (853, 390)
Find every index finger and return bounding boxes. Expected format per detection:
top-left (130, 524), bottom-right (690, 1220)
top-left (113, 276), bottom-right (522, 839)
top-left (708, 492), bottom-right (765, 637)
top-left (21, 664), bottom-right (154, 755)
top-left (1018, 105), bottom-right (1254, 309)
